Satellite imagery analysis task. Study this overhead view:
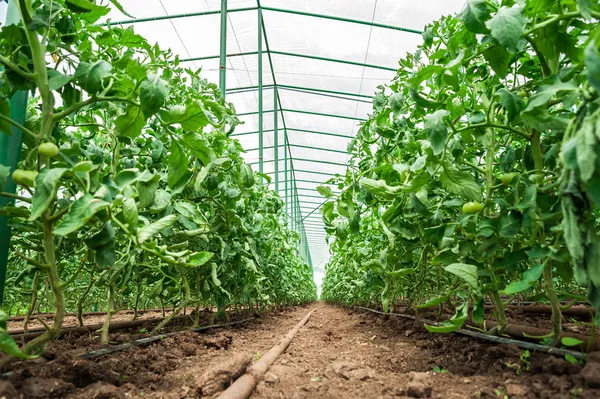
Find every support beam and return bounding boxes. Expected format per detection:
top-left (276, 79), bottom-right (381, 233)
top-left (260, 6), bottom-right (422, 34)
top-left (231, 129), bottom-right (274, 137)
top-left (269, 50), bottom-right (396, 71)
top-left (106, 6), bottom-right (258, 26)
top-left (181, 51), bottom-right (259, 63)
top-left (219, 0), bottom-right (228, 97)
top-left (274, 88), bottom-right (279, 192)
top-left (288, 128), bottom-right (354, 140)
top-left (284, 108), bottom-right (366, 121)
top-left (245, 144), bottom-right (348, 155)
top-left (258, 7), bottom-right (264, 177)
top-left (0, 1), bottom-right (29, 310)
top-left (226, 84), bottom-right (369, 99)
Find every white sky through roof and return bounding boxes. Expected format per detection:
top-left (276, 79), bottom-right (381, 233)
top-left (104, 1), bottom-right (467, 289)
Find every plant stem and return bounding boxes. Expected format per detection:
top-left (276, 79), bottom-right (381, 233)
top-left (101, 283), bottom-right (115, 345)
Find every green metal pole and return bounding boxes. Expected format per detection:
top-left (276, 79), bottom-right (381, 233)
top-left (0, 0), bottom-right (29, 309)
top-left (274, 88), bottom-right (278, 193)
top-left (219, 0), bottom-right (228, 98)
top-left (258, 7), bottom-right (264, 178)
top-left (284, 128), bottom-right (288, 224)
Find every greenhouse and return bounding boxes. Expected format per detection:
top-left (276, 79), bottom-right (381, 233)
top-left (0, 0), bottom-right (600, 398)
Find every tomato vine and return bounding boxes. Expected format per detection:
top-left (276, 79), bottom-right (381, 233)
top-left (0, 0), bottom-right (316, 362)
top-left (321, 0), bottom-right (600, 344)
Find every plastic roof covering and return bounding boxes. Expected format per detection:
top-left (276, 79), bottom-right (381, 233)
top-left (103, 0), bottom-right (467, 287)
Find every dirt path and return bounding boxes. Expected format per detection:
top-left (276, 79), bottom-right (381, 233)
top-left (3, 302), bottom-right (600, 398)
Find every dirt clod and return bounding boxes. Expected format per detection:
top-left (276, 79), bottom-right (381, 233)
top-left (196, 353), bottom-right (252, 396)
top-left (202, 333), bottom-right (232, 350)
top-left (263, 371), bottom-right (279, 383)
top-left (67, 382), bottom-right (125, 399)
top-left (582, 361), bottom-right (600, 388)
top-left (21, 377), bottom-right (74, 398)
top-left (0, 380), bottom-right (18, 399)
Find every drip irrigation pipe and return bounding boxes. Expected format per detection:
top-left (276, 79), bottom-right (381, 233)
top-left (354, 306), bottom-right (589, 361)
top-left (9, 314), bottom-right (193, 342)
top-left (7, 307), bottom-right (177, 322)
top-left (217, 307), bottom-right (319, 399)
top-left (80, 317), bottom-right (255, 359)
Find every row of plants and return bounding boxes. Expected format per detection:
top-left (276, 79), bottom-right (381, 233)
top-left (0, 0), bottom-right (316, 362)
top-left (321, 0), bottom-right (600, 344)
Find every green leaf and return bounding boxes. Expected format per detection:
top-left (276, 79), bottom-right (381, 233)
top-left (496, 89), bottom-right (524, 123)
top-left (123, 198), bottom-right (138, 232)
top-left (137, 173), bottom-right (160, 209)
top-left (503, 262), bottom-right (544, 294)
top-left (182, 133), bottom-right (215, 166)
top-left (160, 101), bottom-right (210, 131)
top-left (0, 165), bottom-right (10, 191)
top-left (54, 194), bottom-right (110, 235)
top-left (424, 110), bottom-right (450, 155)
top-left (577, 0), bottom-right (592, 20)
top-left (188, 252), bottom-right (213, 267)
top-left (168, 141), bottom-right (190, 192)
top-left (483, 45), bottom-right (510, 78)
top-left (317, 185), bottom-right (333, 198)
top-left (576, 116), bottom-right (597, 183)
top-left (29, 168), bottom-right (68, 221)
top-left (0, 329), bottom-right (36, 359)
top-left (74, 60), bottom-right (112, 94)
top-left (561, 337), bottom-right (584, 347)
top-left (47, 69), bottom-right (73, 91)
top-left (140, 74), bottom-right (170, 117)
top-left (499, 212), bottom-right (521, 237)
top-left (115, 106), bottom-right (147, 139)
top-left (440, 166), bottom-right (481, 201)
top-left (66, 0), bottom-right (108, 13)
top-left (0, 98), bottom-right (11, 134)
top-left (585, 40), bottom-right (600, 94)
top-left (460, 0), bottom-right (491, 33)
top-left (108, 0), bottom-right (135, 18)
top-left (137, 214), bottom-right (178, 244)
top-left (150, 189), bottom-right (172, 213)
top-left (360, 178), bottom-right (401, 198)
top-left (417, 293), bottom-right (451, 308)
top-left (485, 7), bottom-right (525, 52)
top-left (445, 263), bottom-right (479, 288)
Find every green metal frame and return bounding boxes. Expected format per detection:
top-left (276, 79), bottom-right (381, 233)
top-left (219, 0), bottom-right (228, 97)
top-left (269, 50), bottom-right (395, 71)
top-left (0, 1), bottom-right (29, 309)
top-left (100, 1), bottom-right (424, 268)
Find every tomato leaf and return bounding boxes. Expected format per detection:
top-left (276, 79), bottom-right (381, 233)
top-left (460, 0), bottom-right (491, 33)
top-left (485, 7), bottom-right (525, 53)
top-left (137, 215), bottom-right (178, 244)
top-left (445, 263), bottom-right (479, 289)
top-left (140, 74), bottom-right (170, 117)
top-left (425, 110), bottom-right (450, 155)
top-left (29, 168), bottom-right (68, 221)
top-left (54, 194), bottom-right (111, 236)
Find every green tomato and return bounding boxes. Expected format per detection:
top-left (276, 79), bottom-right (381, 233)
top-left (500, 172), bottom-right (519, 186)
top-left (462, 201), bottom-right (484, 214)
top-left (38, 142), bottom-right (59, 158)
top-left (529, 174), bottom-right (543, 184)
top-left (518, 90), bottom-right (528, 98)
top-left (12, 169), bottom-right (38, 187)
top-left (113, 194), bottom-right (124, 206)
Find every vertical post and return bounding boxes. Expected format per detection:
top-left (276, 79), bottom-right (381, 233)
top-left (284, 129), bottom-right (288, 222)
top-left (257, 7), bottom-right (264, 178)
top-left (219, 0), bottom-right (228, 98)
top-left (274, 88), bottom-right (278, 193)
top-left (0, 0), bottom-right (29, 310)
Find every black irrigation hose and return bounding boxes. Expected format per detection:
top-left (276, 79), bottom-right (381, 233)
top-left (355, 306), bottom-right (588, 361)
top-left (80, 317), bottom-right (255, 360)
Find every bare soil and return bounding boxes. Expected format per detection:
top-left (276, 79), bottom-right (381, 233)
top-left (1, 302), bottom-right (600, 398)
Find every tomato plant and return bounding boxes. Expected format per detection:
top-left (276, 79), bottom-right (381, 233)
top-left (322, 0), bottom-right (600, 344)
top-left (0, 0), bottom-right (316, 361)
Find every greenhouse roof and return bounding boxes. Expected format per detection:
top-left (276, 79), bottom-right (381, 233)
top-left (102, 0), bottom-right (467, 285)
